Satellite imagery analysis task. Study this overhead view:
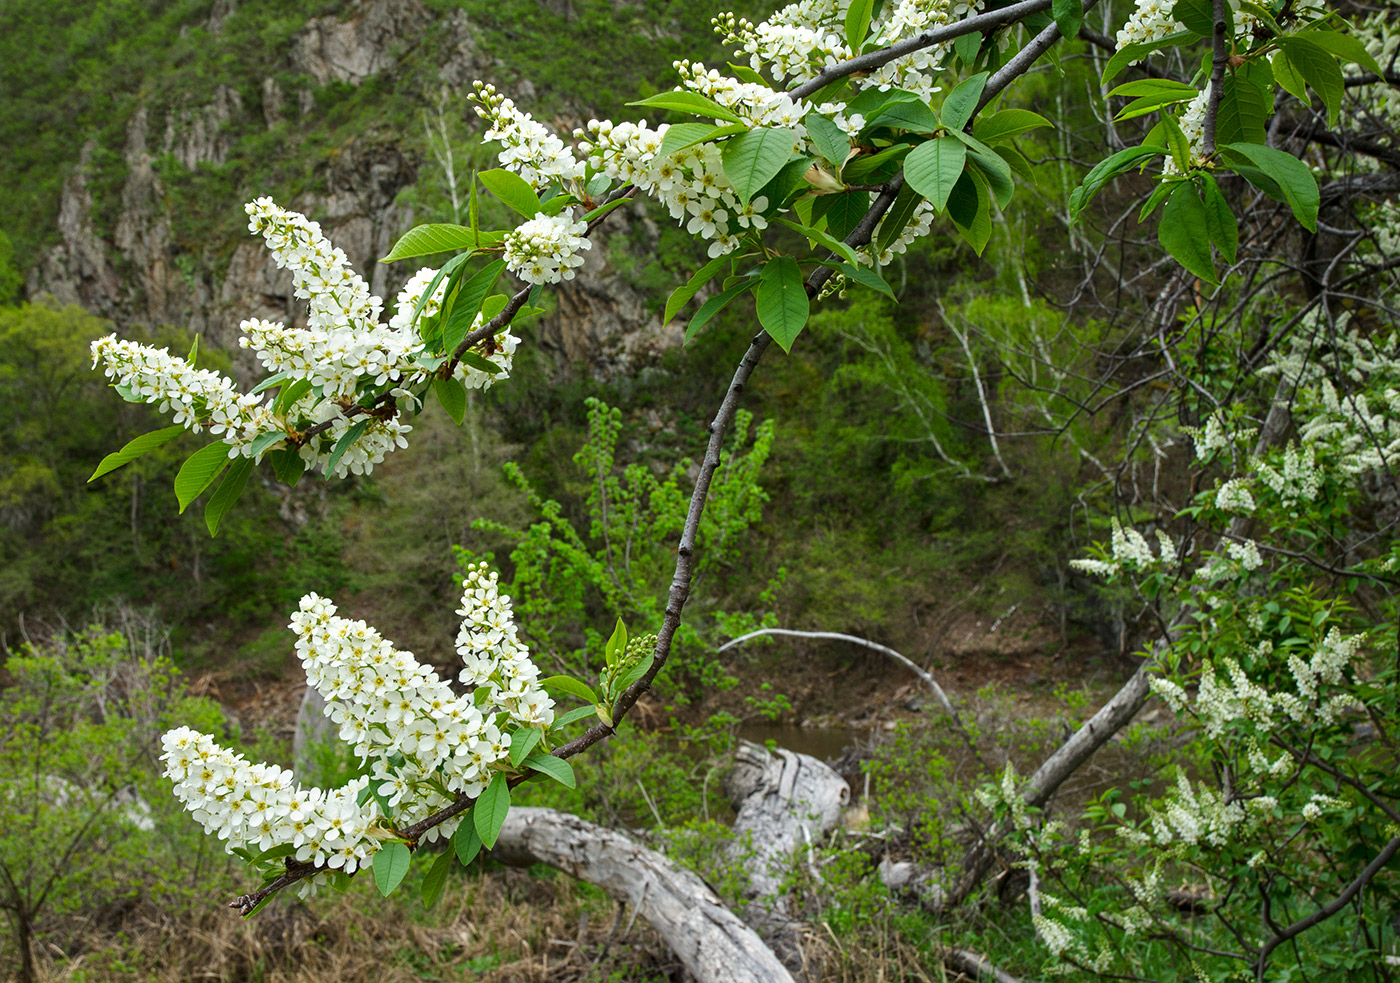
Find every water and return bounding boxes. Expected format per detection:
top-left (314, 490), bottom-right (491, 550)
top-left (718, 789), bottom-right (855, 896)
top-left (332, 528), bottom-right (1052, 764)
top-left (733, 721), bottom-right (869, 762)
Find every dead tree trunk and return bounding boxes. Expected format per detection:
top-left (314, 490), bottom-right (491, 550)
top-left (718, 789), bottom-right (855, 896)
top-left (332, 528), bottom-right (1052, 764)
top-left (723, 741), bottom-right (850, 974)
top-left (492, 807), bottom-right (796, 983)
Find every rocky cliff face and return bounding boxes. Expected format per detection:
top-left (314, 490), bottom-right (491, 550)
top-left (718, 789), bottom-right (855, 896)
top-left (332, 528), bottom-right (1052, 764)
top-left (26, 0), bottom-right (681, 379)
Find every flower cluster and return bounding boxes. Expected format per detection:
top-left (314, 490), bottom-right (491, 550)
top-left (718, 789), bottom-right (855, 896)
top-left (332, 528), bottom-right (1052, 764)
top-left (162, 567), bottom-right (555, 888)
top-left (472, 82), bottom-right (585, 189)
top-left (503, 212), bottom-right (592, 284)
top-left (1069, 519), bottom-right (1175, 577)
top-left (1115, 0), bottom-right (1185, 51)
top-left (714, 9), bottom-right (852, 87)
top-left (92, 200), bottom-right (519, 481)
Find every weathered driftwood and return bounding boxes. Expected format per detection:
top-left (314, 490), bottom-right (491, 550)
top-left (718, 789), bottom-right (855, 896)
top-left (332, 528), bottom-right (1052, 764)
top-left (492, 807), bottom-right (796, 983)
top-left (724, 740), bottom-right (850, 975)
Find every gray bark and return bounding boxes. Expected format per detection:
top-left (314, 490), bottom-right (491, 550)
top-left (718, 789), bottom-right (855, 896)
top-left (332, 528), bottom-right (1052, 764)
top-left (492, 807), bottom-right (796, 983)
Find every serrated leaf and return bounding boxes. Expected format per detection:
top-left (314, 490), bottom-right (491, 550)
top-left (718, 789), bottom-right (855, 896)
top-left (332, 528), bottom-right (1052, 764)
top-left (523, 752), bottom-right (577, 789)
top-left (950, 168), bottom-right (992, 254)
top-left (1171, 0), bottom-right (1221, 35)
top-left (421, 848), bottom-right (453, 909)
top-left (871, 99), bottom-right (941, 133)
top-left (268, 448), bottom-right (305, 486)
top-left (1068, 145), bottom-right (1167, 220)
top-left (1271, 50), bottom-right (1308, 103)
top-left (454, 813), bottom-right (484, 865)
top-left (845, 0), bottom-right (874, 49)
top-left (756, 257), bottom-right (809, 354)
top-left (657, 122), bottom-right (725, 158)
top-left (382, 225), bottom-right (478, 262)
top-left (407, 252), bottom-right (471, 329)
top-left (1216, 74), bottom-right (1269, 146)
top-left (1052, 0), bottom-right (1083, 43)
top-left (1159, 182), bottom-right (1217, 284)
top-left (824, 190), bottom-right (870, 240)
top-left (509, 727), bottom-right (544, 768)
top-left (174, 442), bottom-right (232, 513)
top-left (664, 255), bottom-right (731, 324)
top-left (686, 281), bottom-right (754, 343)
top-left (629, 91), bottom-right (743, 123)
top-left (1279, 37), bottom-right (1344, 126)
top-left (324, 419), bottom-right (371, 478)
top-left (954, 31), bottom-right (981, 65)
top-left (90, 425), bottom-right (185, 481)
top-left (204, 456), bottom-right (253, 536)
top-left (604, 617), bottom-right (628, 668)
top-left (552, 704), bottom-right (601, 729)
top-left (721, 128), bottom-right (796, 204)
top-left (1199, 174), bottom-right (1238, 265)
top-left (775, 217), bottom-right (860, 265)
top-left (972, 109), bottom-right (1053, 144)
top-left (940, 72), bottom-right (989, 131)
top-left (876, 181), bottom-right (923, 253)
top-left (443, 260), bottom-right (506, 354)
top-left (804, 112), bottom-right (851, 170)
top-left (373, 842), bottom-right (411, 896)
top-left (249, 431), bottom-right (285, 460)
top-left (1101, 31), bottom-right (1195, 84)
top-left (728, 62), bottom-right (768, 86)
top-left (473, 774), bottom-right (510, 849)
top-left (433, 377), bottom-right (467, 424)
top-left (1295, 29), bottom-right (1383, 77)
top-left (541, 674), bottom-right (600, 704)
top-left (1220, 142), bottom-right (1319, 231)
top-left (968, 149), bottom-right (1013, 209)
top-left (903, 138), bottom-right (967, 212)
top-left (478, 169), bottom-right (542, 218)
top-left (274, 378), bottom-right (315, 417)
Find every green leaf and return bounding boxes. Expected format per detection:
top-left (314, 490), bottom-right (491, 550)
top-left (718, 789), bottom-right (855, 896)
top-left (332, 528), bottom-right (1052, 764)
top-left (1295, 29), bottom-right (1383, 77)
top-left (836, 262), bottom-right (897, 301)
top-left (324, 419), bottom-right (371, 478)
top-left (373, 842), bottom-right (411, 896)
top-left (1159, 113), bottom-right (1192, 174)
top-left (473, 774), bottom-right (511, 849)
top-left (1220, 142), bottom-right (1319, 231)
top-left (903, 137), bottom-right (967, 212)
top-left (580, 196), bottom-right (634, 224)
top-left (1199, 173), bottom-right (1238, 265)
top-left (1171, 0), bottom-right (1223, 35)
top-left (825, 190), bottom-right (870, 240)
top-left (1068, 145), bottom-right (1167, 219)
top-left (657, 122), bottom-right (727, 158)
top-left (185, 333), bottom-right (200, 366)
top-left (845, 0), bottom-right (875, 49)
top-left (551, 704), bottom-right (600, 729)
top-left (248, 431), bottom-right (285, 460)
top-left (954, 31), bottom-right (982, 66)
top-left (433, 377), bottom-right (467, 425)
top-left (268, 448), bottom-right (305, 485)
top-left (453, 813), bottom-right (483, 866)
top-left (1158, 182), bottom-right (1218, 284)
top-left (615, 649), bottom-right (655, 696)
top-left (759, 156), bottom-right (817, 210)
top-left (871, 99), bottom-right (941, 133)
top-left (721, 128), bottom-right (797, 204)
top-left (421, 848), bottom-right (453, 909)
top-left (1101, 31), bottom-right (1195, 84)
top-left (1107, 79), bottom-right (1200, 99)
top-left (604, 617), bottom-right (628, 668)
top-left (775, 217), bottom-right (860, 265)
top-left (1113, 92), bottom-right (1197, 122)
top-left (841, 144), bottom-right (910, 184)
top-left (968, 149), bottom-right (1013, 209)
top-left (204, 456), bottom-right (253, 536)
top-left (686, 280), bottom-right (754, 343)
top-left (443, 260), bottom-right (506, 354)
top-left (274, 378), bottom-right (314, 416)
top-left (876, 181), bottom-right (924, 253)
top-left (250, 370), bottom-right (294, 396)
top-left (972, 109), bottom-right (1053, 144)
top-left (1216, 74), bottom-right (1269, 146)
top-left (939, 72), bottom-right (989, 131)
top-left (174, 442), bottom-right (232, 513)
top-left (478, 169), bottom-right (542, 218)
top-left (756, 257), bottom-right (810, 353)
top-left (664, 255), bottom-right (731, 323)
top-left (382, 225), bottom-right (478, 262)
top-left (727, 62), bottom-right (768, 86)
top-left (628, 91), bottom-right (743, 123)
top-left (1052, 0), bottom-right (1083, 44)
top-left (805, 112), bottom-right (851, 170)
top-left (509, 727), bottom-right (544, 768)
top-left (407, 252), bottom-right (471, 329)
top-left (90, 425), bottom-right (185, 481)
top-left (1279, 37), bottom-right (1344, 126)
top-left (460, 351), bottom-right (503, 376)
top-left (1271, 50), bottom-right (1308, 103)
top-left (523, 753), bottom-right (577, 789)
top-left (949, 168), bottom-right (992, 254)
top-left (540, 674), bottom-right (600, 704)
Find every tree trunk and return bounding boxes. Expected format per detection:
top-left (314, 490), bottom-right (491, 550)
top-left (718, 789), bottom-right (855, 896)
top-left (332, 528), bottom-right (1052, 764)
top-left (492, 807), bottom-right (796, 983)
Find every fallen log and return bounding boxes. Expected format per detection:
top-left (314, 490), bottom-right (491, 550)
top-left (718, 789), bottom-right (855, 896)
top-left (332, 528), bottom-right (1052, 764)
top-left (492, 807), bottom-right (796, 983)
